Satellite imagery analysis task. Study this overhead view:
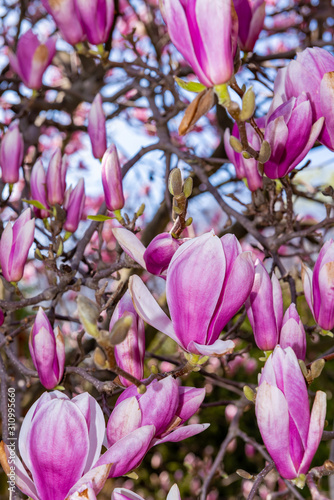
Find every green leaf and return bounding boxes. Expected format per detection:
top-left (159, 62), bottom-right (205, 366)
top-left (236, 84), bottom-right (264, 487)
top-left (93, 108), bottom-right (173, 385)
top-left (87, 215), bottom-right (114, 221)
top-left (174, 77), bottom-right (206, 93)
top-left (22, 199), bottom-right (48, 211)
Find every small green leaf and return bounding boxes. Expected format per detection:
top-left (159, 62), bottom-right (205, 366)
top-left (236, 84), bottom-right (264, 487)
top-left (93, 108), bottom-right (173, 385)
top-left (87, 215), bottom-right (114, 221)
top-left (174, 77), bottom-right (207, 93)
top-left (22, 199), bottom-right (48, 211)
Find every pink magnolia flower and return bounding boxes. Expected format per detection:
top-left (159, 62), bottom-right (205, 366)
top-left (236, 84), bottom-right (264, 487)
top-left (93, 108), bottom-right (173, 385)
top-left (161, 0), bottom-right (238, 87)
top-left (224, 121), bottom-right (263, 191)
top-left (263, 93), bottom-right (324, 179)
top-left (279, 303), bottom-right (306, 361)
top-left (111, 291), bottom-right (145, 387)
top-left (64, 178), bottom-right (86, 232)
top-left (275, 47), bottom-right (334, 150)
top-left (0, 121), bottom-right (24, 184)
top-left (101, 145), bottom-right (125, 212)
top-left (30, 159), bottom-right (49, 218)
top-left (6, 391), bottom-right (156, 499)
top-left (88, 94), bottom-right (107, 159)
top-left (256, 346), bottom-right (326, 479)
top-left (9, 391), bottom-right (109, 500)
top-left (0, 209), bottom-right (35, 282)
top-left (74, 0), bottom-right (115, 45)
top-left (46, 148), bottom-right (67, 206)
top-left (246, 261), bottom-right (283, 351)
top-left (234, 0), bottom-right (265, 51)
top-left (29, 308), bottom-right (65, 390)
top-left (302, 239), bottom-right (334, 330)
top-left (41, 0), bottom-right (85, 46)
top-left (9, 30), bottom-right (56, 89)
top-left (106, 376), bottom-right (208, 451)
top-left (130, 231), bottom-right (254, 356)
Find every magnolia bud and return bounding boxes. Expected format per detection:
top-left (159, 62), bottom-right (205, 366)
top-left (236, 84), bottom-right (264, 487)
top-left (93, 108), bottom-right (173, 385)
top-left (109, 315), bottom-right (133, 346)
top-left (168, 168), bottom-right (183, 197)
top-left (94, 346), bottom-right (109, 369)
top-left (240, 87), bottom-right (255, 121)
top-left (229, 136), bottom-right (243, 153)
top-left (258, 140), bottom-right (271, 163)
top-left (77, 296), bottom-right (100, 338)
top-left (183, 177), bottom-right (193, 198)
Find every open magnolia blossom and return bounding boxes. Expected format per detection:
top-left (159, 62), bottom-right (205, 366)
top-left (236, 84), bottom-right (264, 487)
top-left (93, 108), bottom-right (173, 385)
top-left (2, 391), bottom-right (156, 499)
top-left (161, 0), bottom-right (238, 87)
top-left (106, 376), bottom-right (209, 450)
top-left (129, 230), bottom-right (254, 356)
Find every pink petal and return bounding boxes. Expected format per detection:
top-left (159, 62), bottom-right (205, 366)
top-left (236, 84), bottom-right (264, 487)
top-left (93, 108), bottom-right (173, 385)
top-left (129, 275), bottom-right (179, 345)
top-left (301, 263), bottom-right (314, 317)
top-left (28, 399), bottom-right (90, 500)
top-left (112, 228), bottom-right (146, 269)
top-left (153, 423), bottom-right (210, 446)
top-left (66, 464), bottom-right (112, 498)
top-left (255, 382), bottom-right (297, 479)
top-left (4, 444), bottom-right (39, 500)
top-left (166, 231), bottom-right (226, 348)
top-left (72, 392), bottom-right (106, 473)
top-left (299, 391), bottom-right (327, 475)
top-left (189, 339), bottom-right (235, 356)
top-left (107, 397), bottom-right (142, 446)
top-left (96, 425), bottom-right (156, 477)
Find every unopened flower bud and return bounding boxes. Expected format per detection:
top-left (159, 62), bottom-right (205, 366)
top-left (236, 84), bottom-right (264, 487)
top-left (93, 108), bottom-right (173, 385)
top-left (183, 177), bottom-right (193, 198)
top-left (94, 346), bottom-right (109, 369)
top-left (101, 145), bottom-right (124, 212)
top-left (168, 168), bottom-right (183, 197)
top-left (0, 121), bottom-right (24, 185)
top-left (240, 87), bottom-right (255, 121)
top-left (63, 178), bottom-right (85, 233)
top-left (243, 385), bottom-right (255, 402)
top-left (88, 94), bottom-right (107, 159)
top-left (279, 303), bottom-right (306, 360)
top-left (242, 151), bottom-right (252, 159)
top-left (77, 295), bottom-right (100, 338)
top-left (0, 209), bottom-right (35, 282)
top-left (46, 149), bottom-right (67, 206)
top-left (258, 140), bottom-right (271, 163)
top-left (310, 358), bottom-right (325, 381)
top-left (109, 315), bottom-right (133, 346)
top-left (229, 136), bottom-right (243, 153)
top-left (29, 308), bottom-right (65, 390)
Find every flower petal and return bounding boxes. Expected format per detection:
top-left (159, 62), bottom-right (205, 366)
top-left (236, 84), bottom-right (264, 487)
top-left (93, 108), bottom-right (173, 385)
top-left (189, 339), bottom-right (235, 356)
top-left (256, 382), bottom-right (297, 479)
top-left (112, 228), bottom-right (146, 269)
top-left (96, 425), bottom-right (156, 478)
top-left (129, 275), bottom-right (179, 344)
top-left (153, 423), bottom-right (210, 446)
top-left (299, 391), bottom-right (326, 475)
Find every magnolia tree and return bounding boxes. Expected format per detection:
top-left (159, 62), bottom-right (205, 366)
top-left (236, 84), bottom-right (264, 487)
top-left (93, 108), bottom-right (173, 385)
top-left (0, 0), bottom-right (334, 499)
